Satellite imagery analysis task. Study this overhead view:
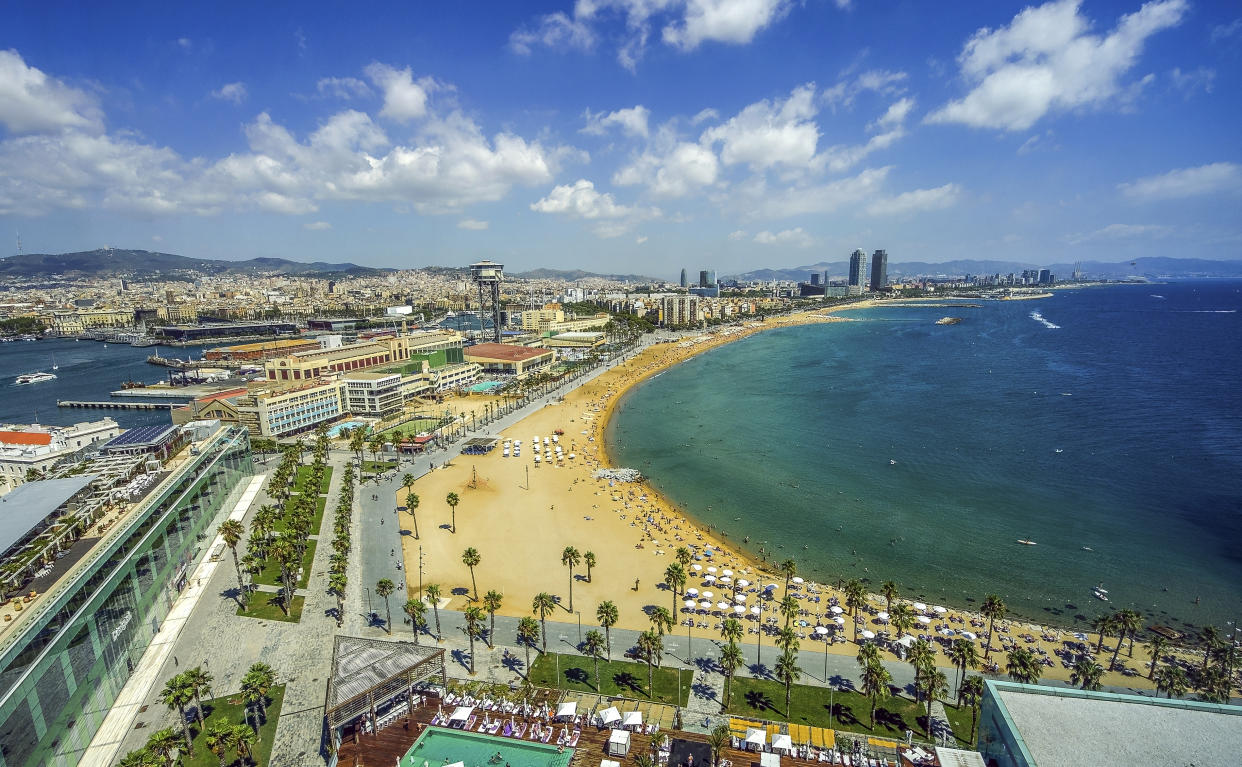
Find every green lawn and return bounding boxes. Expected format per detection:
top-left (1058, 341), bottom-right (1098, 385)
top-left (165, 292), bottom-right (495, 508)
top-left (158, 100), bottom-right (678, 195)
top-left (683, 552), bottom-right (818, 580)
top-left (251, 540), bottom-right (316, 590)
top-left (293, 465), bottom-right (333, 495)
top-left (528, 652), bottom-right (689, 705)
top-left (236, 594), bottom-right (305, 622)
top-left (181, 685), bottom-right (286, 766)
top-left (275, 494), bottom-right (327, 533)
top-left (361, 460), bottom-right (398, 475)
top-left (723, 676), bottom-right (974, 747)
top-left (375, 418), bottom-right (439, 439)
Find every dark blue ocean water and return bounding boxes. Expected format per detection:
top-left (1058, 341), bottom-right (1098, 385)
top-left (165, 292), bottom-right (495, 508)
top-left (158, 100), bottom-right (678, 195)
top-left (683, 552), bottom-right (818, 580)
top-left (0, 337), bottom-right (184, 429)
top-left (608, 282), bottom-right (1242, 632)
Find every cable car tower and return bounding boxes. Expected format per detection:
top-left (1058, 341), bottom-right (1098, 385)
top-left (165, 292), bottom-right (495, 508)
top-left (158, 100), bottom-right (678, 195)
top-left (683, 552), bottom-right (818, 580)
top-left (469, 260), bottom-right (503, 343)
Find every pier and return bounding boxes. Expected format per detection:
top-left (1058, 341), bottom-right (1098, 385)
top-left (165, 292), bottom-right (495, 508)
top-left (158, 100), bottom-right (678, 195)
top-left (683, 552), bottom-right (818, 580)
top-left (57, 400), bottom-right (176, 411)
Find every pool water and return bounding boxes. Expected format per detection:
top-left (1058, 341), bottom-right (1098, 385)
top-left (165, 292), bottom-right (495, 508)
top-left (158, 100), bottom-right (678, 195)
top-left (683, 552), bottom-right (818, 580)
top-left (469, 381), bottom-right (505, 392)
top-left (326, 420), bottom-right (368, 437)
top-left (400, 727), bottom-right (574, 767)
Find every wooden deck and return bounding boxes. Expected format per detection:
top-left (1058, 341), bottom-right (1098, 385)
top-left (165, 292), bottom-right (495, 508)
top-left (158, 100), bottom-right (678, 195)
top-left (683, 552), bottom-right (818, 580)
top-left (334, 702), bottom-right (921, 767)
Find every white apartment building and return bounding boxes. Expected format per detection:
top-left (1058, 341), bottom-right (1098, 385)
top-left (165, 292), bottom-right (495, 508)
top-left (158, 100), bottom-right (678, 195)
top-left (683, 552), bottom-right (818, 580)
top-left (0, 419), bottom-right (121, 493)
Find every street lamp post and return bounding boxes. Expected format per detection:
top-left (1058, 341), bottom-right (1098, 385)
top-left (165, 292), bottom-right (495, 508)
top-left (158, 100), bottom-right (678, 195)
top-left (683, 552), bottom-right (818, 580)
top-left (365, 587), bottom-right (372, 616)
top-left (576, 611), bottom-right (582, 645)
top-left (419, 545), bottom-right (425, 599)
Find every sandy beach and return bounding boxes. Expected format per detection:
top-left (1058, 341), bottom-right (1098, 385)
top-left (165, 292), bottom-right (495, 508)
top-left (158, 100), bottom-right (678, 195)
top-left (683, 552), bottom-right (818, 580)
top-left (400, 300), bottom-right (1172, 690)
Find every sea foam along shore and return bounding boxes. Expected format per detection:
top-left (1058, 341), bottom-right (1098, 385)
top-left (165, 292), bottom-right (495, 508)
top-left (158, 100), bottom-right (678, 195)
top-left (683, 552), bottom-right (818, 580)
top-left (402, 297), bottom-right (1168, 690)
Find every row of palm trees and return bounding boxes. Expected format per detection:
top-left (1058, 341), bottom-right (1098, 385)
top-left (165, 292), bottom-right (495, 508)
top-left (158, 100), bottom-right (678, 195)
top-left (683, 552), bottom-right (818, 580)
top-left (328, 465), bottom-right (357, 626)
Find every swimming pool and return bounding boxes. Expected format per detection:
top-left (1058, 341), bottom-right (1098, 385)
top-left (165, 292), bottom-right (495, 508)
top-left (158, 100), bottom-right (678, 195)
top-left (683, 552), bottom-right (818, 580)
top-left (326, 420), bottom-right (368, 438)
top-left (469, 381), bottom-right (506, 393)
top-left (400, 726), bottom-right (573, 767)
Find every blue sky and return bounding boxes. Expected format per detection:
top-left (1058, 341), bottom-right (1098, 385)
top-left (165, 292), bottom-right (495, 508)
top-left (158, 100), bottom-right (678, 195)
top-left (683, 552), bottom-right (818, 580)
top-left (1, 1), bottom-right (1239, 277)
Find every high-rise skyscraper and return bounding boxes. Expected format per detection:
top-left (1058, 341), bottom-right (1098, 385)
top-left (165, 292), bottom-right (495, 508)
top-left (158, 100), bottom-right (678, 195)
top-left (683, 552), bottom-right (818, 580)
top-left (870, 249), bottom-right (888, 291)
top-left (809, 273), bottom-right (820, 286)
top-left (680, 268), bottom-right (687, 287)
top-left (848, 249), bottom-right (868, 295)
top-left (699, 269), bottom-right (715, 288)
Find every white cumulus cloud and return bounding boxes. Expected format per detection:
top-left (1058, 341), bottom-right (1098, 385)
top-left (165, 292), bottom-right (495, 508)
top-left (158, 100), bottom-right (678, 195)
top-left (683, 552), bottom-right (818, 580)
top-left (458, 219), bottom-right (489, 230)
top-left (582, 105), bottom-right (651, 138)
top-left (316, 77), bottom-right (372, 100)
top-left (531, 179), bottom-right (636, 219)
top-left (304, 220), bottom-right (332, 230)
top-left (211, 82), bottom-right (248, 104)
top-left (702, 83), bottom-right (819, 170)
top-left (509, 12), bottom-right (595, 55)
top-left (926, 0), bottom-right (1187, 131)
top-left (865, 182), bottom-right (962, 216)
top-left (365, 63), bottom-right (438, 122)
top-left (754, 227), bottom-right (813, 247)
top-left (1117, 162), bottom-right (1242, 201)
top-left (663, 0), bottom-right (791, 50)
top-left (0, 49), bottom-right (103, 134)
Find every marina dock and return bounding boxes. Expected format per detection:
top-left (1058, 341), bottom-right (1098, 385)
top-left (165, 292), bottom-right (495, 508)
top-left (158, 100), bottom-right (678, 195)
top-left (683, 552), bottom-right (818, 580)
top-left (57, 400), bottom-right (177, 410)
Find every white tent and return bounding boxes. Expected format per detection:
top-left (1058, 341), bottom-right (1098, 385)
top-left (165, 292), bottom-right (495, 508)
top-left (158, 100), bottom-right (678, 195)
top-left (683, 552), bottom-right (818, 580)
top-left (607, 728), bottom-right (631, 756)
top-left (556, 701), bottom-right (577, 721)
top-left (622, 711), bottom-right (643, 730)
top-left (744, 728), bottom-right (767, 751)
top-left (772, 734), bottom-right (794, 754)
top-left (602, 760), bottom-right (621, 767)
top-left (450, 706), bottom-right (473, 726)
top-left (598, 707), bottom-right (621, 726)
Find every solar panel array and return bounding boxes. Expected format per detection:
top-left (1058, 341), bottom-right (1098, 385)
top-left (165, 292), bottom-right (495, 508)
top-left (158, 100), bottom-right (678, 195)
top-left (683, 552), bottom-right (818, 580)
top-left (105, 424), bottom-right (178, 448)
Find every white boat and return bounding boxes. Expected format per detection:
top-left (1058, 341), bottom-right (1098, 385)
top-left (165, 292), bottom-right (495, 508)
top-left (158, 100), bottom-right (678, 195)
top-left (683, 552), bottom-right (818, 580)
top-left (1017, 539), bottom-right (1037, 546)
top-left (15, 371), bottom-right (57, 385)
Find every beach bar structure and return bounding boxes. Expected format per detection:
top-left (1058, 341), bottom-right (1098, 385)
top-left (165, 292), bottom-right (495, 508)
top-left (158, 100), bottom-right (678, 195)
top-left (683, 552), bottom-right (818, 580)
top-left (324, 636), bottom-right (447, 756)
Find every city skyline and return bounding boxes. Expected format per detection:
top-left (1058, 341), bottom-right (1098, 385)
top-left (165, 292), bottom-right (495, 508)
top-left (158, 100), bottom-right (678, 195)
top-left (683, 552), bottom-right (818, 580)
top-left (1, 1), bottom-right (1240, 274)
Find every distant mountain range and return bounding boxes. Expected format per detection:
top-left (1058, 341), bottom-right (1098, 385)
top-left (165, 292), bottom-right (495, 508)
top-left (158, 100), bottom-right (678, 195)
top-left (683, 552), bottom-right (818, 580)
top-left (730, 257), bottom-right (1242, 282)
top-left (0, 249), bottom-right (381, 278)
top-left (513, 267), bottom-right (658, 282)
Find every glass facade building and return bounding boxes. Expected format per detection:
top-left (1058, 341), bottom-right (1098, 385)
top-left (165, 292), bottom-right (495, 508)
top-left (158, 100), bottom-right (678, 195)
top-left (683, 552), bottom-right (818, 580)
top-left (0, 427), bottom-right (252, 766)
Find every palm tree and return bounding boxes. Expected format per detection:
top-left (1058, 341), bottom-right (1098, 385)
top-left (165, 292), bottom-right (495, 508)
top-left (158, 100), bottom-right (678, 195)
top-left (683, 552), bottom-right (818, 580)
top-left (533, 592), bottom-right (557, 652)
top-left (329, 572), bottom-right (348, 626)
top-left (204, 721), bottom-right (232, 767)
top-left (721, 617), bottom-right (743, 646)
top-left (981, 594), bottom-right (1006, 661)
top-left (881, 581), bottom-right (898, 614)
top-left (920, 669), bottom-right (949, 738)
top-left (1006, 645), bottom-right (1041, 684)
top-left (183, 665), bottom-right (213, 727)
top-left (1154, 661), bottom-right (1189, 698)
top-left (517, 616), bottom-right (541, 675)
top-left (405, 491), bottom-right (420, 539)
top-left (402, 472), bottom-right (416, 496)
top-left (584, 551), bottom-right (596, 582)
top-left (779, 594), bottom-right (799, 629)
top-left (597, 600), bottom-right (619, 660)
top-left (650, 606), bottom-right (674, 638)
top-left (719, 640), bottom-right (743, 711)
top-left (462, 547), bottom-right (482, 601)
top-left (675, 546), bottom-right (692, 568)
top-left (959, 675), bottom-right (985, 742)
top-left (404, 598), bottom-right (427, 644)
top-left (1118, 609), bottom-right (1143, 657)
top-left (891, 603), bottom-right (916, 640)
top-left (219, 519), bottom-right (247, 605)
top-left (446, 491), bottom-right (460, 533)
top-left (774, 649), bottom-right (801, 716)
top-left (376, 578), bottom-right (396, 635)
top-left (583, 629), bottom-right (606, 690)
top-left (118, 749), bottom-right (160, 767)
top-left (908, 639), bottom-right (935, 703)
top-left (243, 662), bottom-right (276, 725)
top-left (159, 673), bottom-right (195, 751)
top-left (779, 558), bottom-right (797, 593)
top-left (1145, 635), bottom-right (1170, 680)
top-left (483, 590), bottom-right (503, 648)
top-left (228, 723), bottom-right (256, 767)
top-left (948, 638), bottom-right (980, 699)
top-left (426, 584), bottom-right (443, 639)
top-left (349, 428), bottom-right (365, 463)
top-left (1071, 657), bottom-right (1105, 691)
top-left (707, 723), bottom-right (731, 767)
top-left (464, 606), bottom-right (485, 674)
top-left (857, 641), bottom-right (881, 672)
top-left (144, 727), bottom-right (182, 767)
top-left (636, 629), bottom-right (662, 697)
top-left (860, 659), bottom-right (892, 730)
top-left (1198, 625), bottom-right (1223, 675)
top-left (561, 546), bottom-right (581, 611)
top-left (664, 562), bottom-right (686, 615)
top-left (1091, 613), bottom-right (1114, 654)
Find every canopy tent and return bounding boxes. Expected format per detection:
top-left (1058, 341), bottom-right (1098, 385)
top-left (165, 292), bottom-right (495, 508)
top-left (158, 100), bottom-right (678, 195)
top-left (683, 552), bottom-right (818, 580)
top-left (450, 706), bottom-right (473, 723)
top-left (744, 728), bottom-right (767, 750)
top-left (556, 701), bottom-right (577, 720)
top-left (772, 734), bottom-right (794, 754)
top-left (598, 707), bottom-right (621, 726)
top-left (622, 711), bottom-right (643, 730)
top-left (607, 728), bottom-right (631, 756)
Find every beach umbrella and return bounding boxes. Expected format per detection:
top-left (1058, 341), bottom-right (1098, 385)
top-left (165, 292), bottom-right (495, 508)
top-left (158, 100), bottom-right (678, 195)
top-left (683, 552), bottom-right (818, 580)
top-left (707, 566), bottom-right (718, 574)
top-left (737, 579), bottom-right (750, 587)
top-left (692, 564), bottom-right (703, 572)
top-left (685, 600), bottom-right (697, 609)
top-left (686, 588), bottom-right (699, 597)
top-left (933, 605), bottom-right (947, 614)
top-left (702, 591), bottom-right (713, 599)
top-left (719, 576), bottom-right (732, 584)
top-left (699, 600), bottom-right (712, 610)
top-left (765, 583), bottom-right (779, 591)
top-left (913, 602), bottom-right (927, 612)
top-left (734, 594), bottom-right (747, 603)
top-left (876, 611), bottom-right (889, 622)
top-left (834, 616), bottom-right (845, 625)
top-left (792, 576), bottom-right (804, 585)
top-left (734, 605), bottom-right (746, 614)
top-left (861, 630), bottom-right (876, 640)
top-left (717, 601), bottom-right (730, 611)
top-left (962, 631), bottom-right (977, 640)
top-left (703, 574), bottom-right (716, 583)
top-left (722, 569), bottom-right (734, 577)
top-left (830, 606), bottom-right (844, 615)
top-left (917, 616), bottom-right (932, 625)
top-left (751, 606), bottom-right (762, 615)
top-left (815, 626), bottom-right (829, 635)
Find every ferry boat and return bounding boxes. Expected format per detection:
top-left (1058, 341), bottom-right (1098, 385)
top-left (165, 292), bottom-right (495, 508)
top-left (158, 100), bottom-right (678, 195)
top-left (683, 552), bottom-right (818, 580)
top-left (15, 371), bottom-right (57, 385)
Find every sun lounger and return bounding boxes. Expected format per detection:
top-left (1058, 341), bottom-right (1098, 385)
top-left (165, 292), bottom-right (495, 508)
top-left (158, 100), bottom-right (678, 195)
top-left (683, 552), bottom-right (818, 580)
top-left (568, 730), bottom-right (581, 747)
top-left (542, 727), bottom-right (553, 743)
top-left (502, 723), bottom-right (513, 737)
top-left (465, 716), bottom-right (477, 731)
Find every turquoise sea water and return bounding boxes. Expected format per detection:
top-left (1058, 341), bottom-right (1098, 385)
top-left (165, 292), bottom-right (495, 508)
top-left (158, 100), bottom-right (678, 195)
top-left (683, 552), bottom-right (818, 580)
top-left (607, 282), bottom-right (1242, 633)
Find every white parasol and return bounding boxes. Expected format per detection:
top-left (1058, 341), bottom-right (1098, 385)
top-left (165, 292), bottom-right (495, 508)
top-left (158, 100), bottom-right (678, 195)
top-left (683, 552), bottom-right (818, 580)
top-left (702, 591), bottom-right (714, 599)
top-left (918, 615), bottom-right (932, 625)
top-left (717, 601), bottom-right (731, 610)
top-left (830, 606), bottom-right (844, 615)
top-left (913, 602), bottom-right (927, 612)
top-left (734, 605), bottom-right (746, 614)
top-left (861, 630), bottom-right (876, 640)
top-left (737, 579), bottom-right (750, 587)
top-left (734, 594), bottom-right (747, 603)
top-left (876, 611), bottom-right (890, 622)
top-left (699, 600), bottom-right (712, 610)
top-left (751, 606), bottom-right (762, 615)
top-left (686, 588), bottom-right (699, 597)
top-left (815, 626), bottom-right (829, 635)
top-left (722, 569), bottom-right (734, 577)
top-left (684, 600), bottom-right (698, 609)
top-left (707, 566), bottom-right (718, 574)
top-left (792, 577), bottom-right (804, 584)
top-left (933, 605), bottom-right (947, 614)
